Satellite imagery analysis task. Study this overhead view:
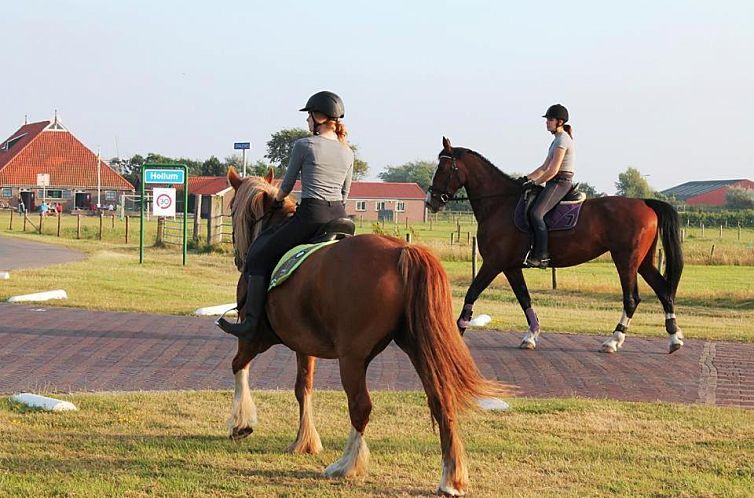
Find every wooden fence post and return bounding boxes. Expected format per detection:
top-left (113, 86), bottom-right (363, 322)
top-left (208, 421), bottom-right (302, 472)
top-left (156, 217), bottom-right (165, 245)
top-left (23, 213), bottom-right (27, 232)
top-left (99, 212), bottom-right (104, 240)
top-left (657, 248), bottom-right (664, 270)
top-left (471, 236), bottom-right (478, 279)
top-left (76, 214), bottom-right (81, 239)
top-left (111, 214), bottom-right (115, 229)
top-left (8, 208), bottom-right (13, 230)
top-left (405, 233), bottom-right (412, 243)
top-left (701, 222), bottom-right (705, 238)
top-left (39, 213), bottom-right (43, 234)
top-left (125, 216), bottom-right (130, 244)
top-left (551, 268), bottom-right (557, 290)
top-left (450, 232), bottom-right (454, 245)
top-left (738, 223), bottom-right (742, 241)
top-left (193, 194), bottom-right (202, 242)
top-left (57, 213), bottom-right (62, 237)
top-left (720, 225), bottom-right (723, 240)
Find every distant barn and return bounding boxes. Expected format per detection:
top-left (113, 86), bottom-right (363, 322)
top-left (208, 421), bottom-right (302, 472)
top-left (661, 179), bottom-right (754, 206)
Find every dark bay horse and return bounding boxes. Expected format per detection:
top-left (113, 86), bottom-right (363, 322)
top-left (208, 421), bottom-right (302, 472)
top-left (426, 138), bottom-right (684, 354)
top-left (223, 167), bottom-right (505, 496)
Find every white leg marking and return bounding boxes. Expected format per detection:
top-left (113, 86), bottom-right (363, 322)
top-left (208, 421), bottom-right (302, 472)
top-left (288, 392), bottom-right (323, 454)
top-left (619, 311), bottom-right (631, 328)
top-left (324, 427), bottom-right (370, 478)
top-left (519, 329), bottom-right (540, 350)
top-left (668, 329), bottom-right (684, 353)
top-left (665, 312), bottom-right (677, 320)
top-left (601, 331), bottom-right (626, 353)
top-left (437, 453), bottom-right (468, 496)
top-left (228, 365), bottom-right (257, 439)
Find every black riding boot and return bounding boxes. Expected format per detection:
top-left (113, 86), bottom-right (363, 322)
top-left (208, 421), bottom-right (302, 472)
top-left (216, 275), bottom-right (268, 339)
top-left (525, 224), bottom-right (550, 269)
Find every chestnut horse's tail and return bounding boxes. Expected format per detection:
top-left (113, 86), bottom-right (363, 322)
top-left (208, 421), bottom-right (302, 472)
top-left (398, 245), bottom-right (507, 414)
top-left (644, 199), bottom-right (684, 300)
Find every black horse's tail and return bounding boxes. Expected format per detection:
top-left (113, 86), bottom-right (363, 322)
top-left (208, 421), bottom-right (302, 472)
top-left (644, 199), bottom-right (684, 300)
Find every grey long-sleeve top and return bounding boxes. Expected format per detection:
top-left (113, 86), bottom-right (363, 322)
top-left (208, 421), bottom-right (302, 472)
top-left (279, 136), bottom-right (354, 201)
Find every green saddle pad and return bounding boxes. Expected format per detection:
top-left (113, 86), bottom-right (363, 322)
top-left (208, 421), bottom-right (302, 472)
top-left (268, 240), bottom-right (339, 291)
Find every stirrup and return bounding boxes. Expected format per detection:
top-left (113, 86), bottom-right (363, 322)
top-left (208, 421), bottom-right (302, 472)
top-left (523, 250), bottom-right (550, 269)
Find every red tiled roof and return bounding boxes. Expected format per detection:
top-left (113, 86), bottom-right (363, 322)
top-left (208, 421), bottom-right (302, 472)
top-left (186, 176), bottom-right (231, 196)
top-left (0, 121), bottom-right (133, 190)
top-left (272, 180), bottom-right (425, 199)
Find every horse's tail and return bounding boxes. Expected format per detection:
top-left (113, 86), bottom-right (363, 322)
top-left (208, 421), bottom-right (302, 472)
top-left (644, 199), bottom-right (684, 300)
top-left (398, 245), bottom-right (508, 414)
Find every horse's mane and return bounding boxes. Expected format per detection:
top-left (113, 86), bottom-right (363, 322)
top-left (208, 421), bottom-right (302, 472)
top-left (231, 177), bottom-right (282, 271)
top-left (450, 147), bottom-right (517, 184)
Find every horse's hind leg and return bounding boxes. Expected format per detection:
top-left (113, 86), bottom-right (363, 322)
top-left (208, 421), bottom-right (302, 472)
top-left (324, 357), bottom-right (371, 478)
top-left (639, 259), bottom-right (684, 353)
top-left (228, 336), bottom-right (275, 441)
top-left (394, 338), bottom-right (468, 496)
top-left (504, 268), bottom-right (541, 350)
top-left (602, 253), bottom-right (641, 353)
top-left (287, 353), bottom-right (323, 454)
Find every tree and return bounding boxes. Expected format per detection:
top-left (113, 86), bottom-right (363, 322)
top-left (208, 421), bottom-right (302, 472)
top-left (378, 160), bottom-right (435, 191)
top-left (265, 128), bottom-right (311, 173)
top-left (349, 144), bottom-right (368, 180)
top-left (201, 156), bottom-right (224, 176)
top-left (578, 182), bottom-right (605, 198)
top-left (615, 167), bottom-right (656, 198)
top-left (109, 154), bottom-right (144, 187)
top-left (726, 187), bottom-right (754, 209)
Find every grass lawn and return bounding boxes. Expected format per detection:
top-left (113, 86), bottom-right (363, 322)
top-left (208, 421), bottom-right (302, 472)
top-left (1, 391), bottom-right (752, 497)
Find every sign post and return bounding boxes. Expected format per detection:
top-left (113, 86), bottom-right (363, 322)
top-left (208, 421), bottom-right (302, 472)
top-left (36, 173), bottom-right (50, 203)
top-left (234, 142), bottom-right (251, 176)
top-left (140, 164), bottom-right (188, 265)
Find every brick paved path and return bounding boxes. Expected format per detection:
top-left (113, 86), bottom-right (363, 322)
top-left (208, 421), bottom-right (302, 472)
top-left (1, 303), bottom-right (752, 409)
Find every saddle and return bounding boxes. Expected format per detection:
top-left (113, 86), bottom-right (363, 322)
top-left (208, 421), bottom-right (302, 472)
top-left (514, 185), bottom-right (587, 233)
top-left (309, 217), bottom-right (356, 243)
top-left (268, 217), bottom-right (356, 290)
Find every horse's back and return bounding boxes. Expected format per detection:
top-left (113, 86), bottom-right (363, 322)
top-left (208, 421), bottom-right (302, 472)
top-left (266, 234), bottom-right (407, 358)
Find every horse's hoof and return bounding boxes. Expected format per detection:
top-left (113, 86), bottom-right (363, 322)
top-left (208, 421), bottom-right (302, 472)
top-left (519, 339), bottom-right (536, 350)
top-left (669, 342), bottom-right (683, 354)
top-left (600, 344), bottom-right (617, 354)
top-left (230, 426), bottom-right (253, 441)
top-left (437, 485), bottom-right (465, 496)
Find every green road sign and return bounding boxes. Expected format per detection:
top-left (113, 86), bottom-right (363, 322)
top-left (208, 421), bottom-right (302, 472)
top-left (139, 164), bottom-right (189, 266)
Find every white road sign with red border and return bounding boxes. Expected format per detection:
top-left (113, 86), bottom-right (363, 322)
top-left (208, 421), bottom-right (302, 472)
top-left (152, 187), bottom-right (176, 217)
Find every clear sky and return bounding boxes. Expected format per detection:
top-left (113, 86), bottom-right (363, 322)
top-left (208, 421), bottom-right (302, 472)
top-left (2, 0), bottom-right (752, 193)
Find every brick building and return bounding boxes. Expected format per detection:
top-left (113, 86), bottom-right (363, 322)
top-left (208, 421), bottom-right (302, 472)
top-left (0, 117), bottom-right (133, 212)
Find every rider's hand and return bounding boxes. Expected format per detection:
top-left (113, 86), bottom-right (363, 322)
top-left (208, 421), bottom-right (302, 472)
top-left (515, 175), bottom-right (529, 185)
top-left (521, 180), bottom-right (536, 190)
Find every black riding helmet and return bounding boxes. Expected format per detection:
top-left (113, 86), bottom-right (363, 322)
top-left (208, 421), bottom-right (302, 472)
top-left (299, 91), bottom-right (345, 119)
top-left (542, 104), bottom-right (569, 123)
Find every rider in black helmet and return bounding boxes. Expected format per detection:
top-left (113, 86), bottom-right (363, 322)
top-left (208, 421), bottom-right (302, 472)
top-left (217, 91), bottom-right (354, 338)
top-left (521, 104), bottom-right (576, 269)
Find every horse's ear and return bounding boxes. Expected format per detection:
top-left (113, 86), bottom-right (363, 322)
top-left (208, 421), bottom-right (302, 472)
top-left (442, 136), bottom-right (453, 153)
top-left (228, 166), bottom-right (243, 190)
top-left (264, 168), bottom-right (274, 184)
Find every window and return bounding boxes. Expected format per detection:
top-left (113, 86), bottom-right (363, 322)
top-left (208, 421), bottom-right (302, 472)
top-left (355, 200), bottom-right (366, 212)
top-left (396, 201), bottom-right (406, 212)
top-left (46, 190), bottom-right (63, 199)
top-left (62, 190), bottom-right (72, 199)
top-left (375, 201), bottom-right (386, 211)
top-left (1, 133), bottom-right (27, 150)
top-left (105, 191), bottom-right (116, 201)
top-left (1, 187), bottom-right (11, 198)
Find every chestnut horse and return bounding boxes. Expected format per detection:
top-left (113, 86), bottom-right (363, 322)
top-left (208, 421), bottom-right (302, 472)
top-left (426, 138), bottom-right (684, 354)
top-left (223, 167), bottom-right (505, 496)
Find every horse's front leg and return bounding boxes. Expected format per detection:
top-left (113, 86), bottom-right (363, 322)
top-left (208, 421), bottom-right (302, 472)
top-left (228, 335), bottom-right (275, 441)
top-left (503, 268), bottom-right (541, 350)
top-left (457, 262), bottom-right (503, 334)
top-left (287, 353), bottom-right (323, 454)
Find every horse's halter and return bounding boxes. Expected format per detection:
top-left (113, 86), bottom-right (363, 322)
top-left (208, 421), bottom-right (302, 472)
top-left (427, 154), bottom-right (462, 206)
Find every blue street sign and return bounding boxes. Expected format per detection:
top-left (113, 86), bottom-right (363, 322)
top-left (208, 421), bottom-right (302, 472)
top-left (144, 169), bottom-right (185, 184)
top-left (234, 142), bottom-right (251, 150)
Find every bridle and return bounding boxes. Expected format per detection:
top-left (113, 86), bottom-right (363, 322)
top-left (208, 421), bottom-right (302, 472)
top-left (427, 153), bottom-right (523, 207)
top-left (427, 154), bottom-right (462, 205)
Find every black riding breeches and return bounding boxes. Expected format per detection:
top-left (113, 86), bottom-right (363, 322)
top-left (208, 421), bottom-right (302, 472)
top-left (528, 174), bottom-right (573, 233)
top-left (245, 198), bottom-right (347, 278)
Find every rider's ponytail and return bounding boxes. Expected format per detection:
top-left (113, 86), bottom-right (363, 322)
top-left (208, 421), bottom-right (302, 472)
top-left (333, 118), bottom-right (348, 144)
top-left (563, 124), bottom-right (573, 139)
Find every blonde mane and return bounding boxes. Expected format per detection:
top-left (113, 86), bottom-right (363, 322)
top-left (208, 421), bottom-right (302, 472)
top-left (231, 177), bottom-right (292, 271)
